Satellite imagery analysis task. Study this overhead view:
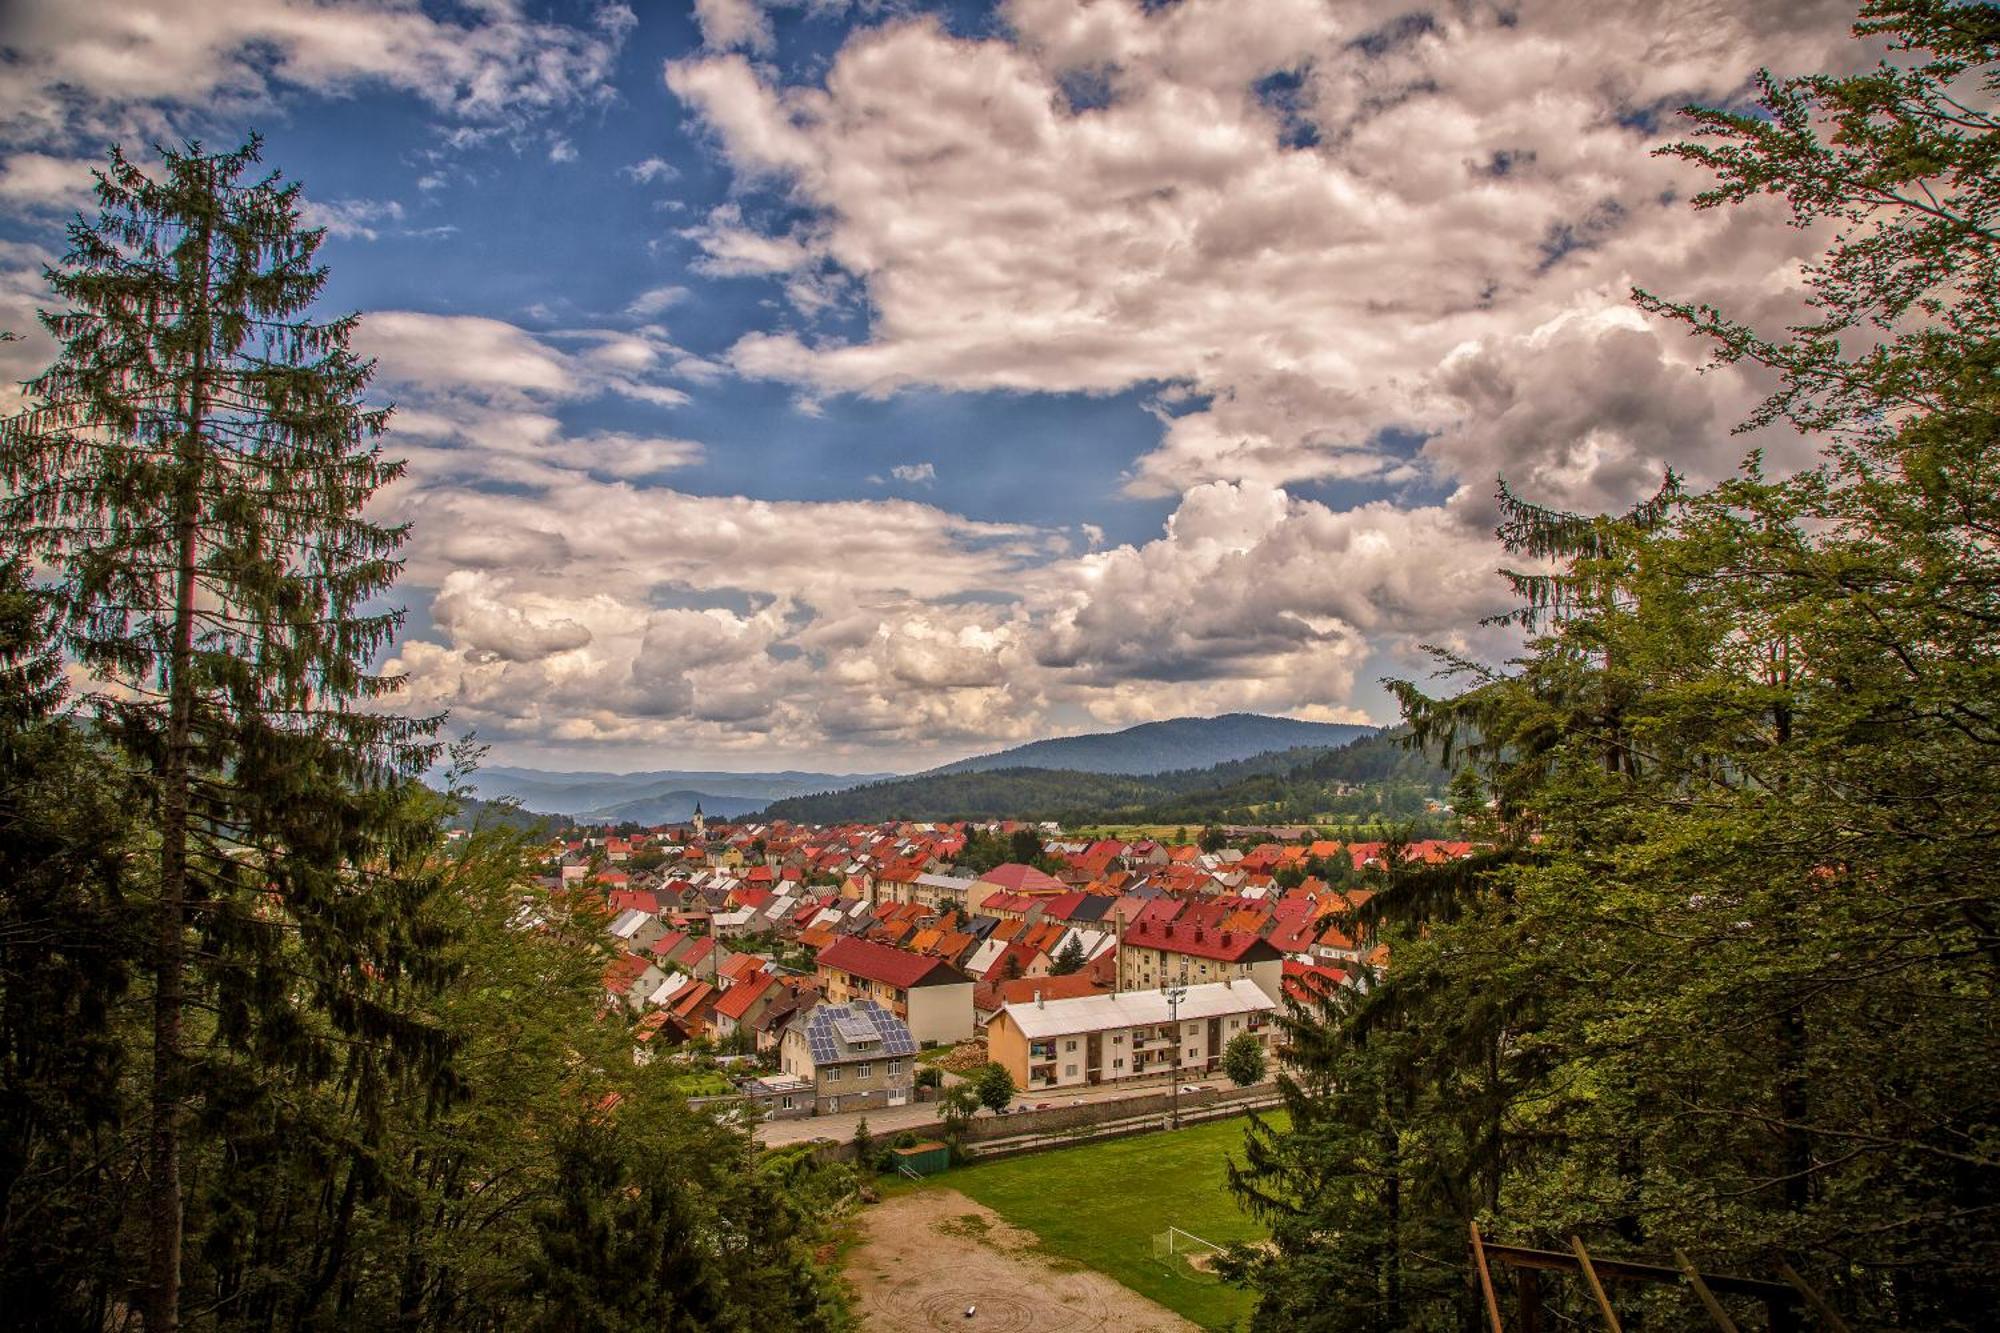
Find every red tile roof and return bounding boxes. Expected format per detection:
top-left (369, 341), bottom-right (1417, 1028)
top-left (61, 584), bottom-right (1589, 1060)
top-left (976, 863), bottom-right (1067, 895)
top-left (1122, 916), bottom-right (1283, 963)
top-left (818, 934), bottom-right (971, 989)
top-left (713, 969), bottom-right (777, 1021)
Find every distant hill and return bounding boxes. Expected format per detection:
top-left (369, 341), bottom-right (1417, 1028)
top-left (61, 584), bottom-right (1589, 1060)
top-left (760, 731), bottom-right (1444, 825)
top-left (443, 793), bottom-right (566, 835)
top-left (575, 789), bottom-right (768, 826)
top-left (929, 713), bottom-right (1377, 777)
top-left (464, 767), bottom-right (897, 820)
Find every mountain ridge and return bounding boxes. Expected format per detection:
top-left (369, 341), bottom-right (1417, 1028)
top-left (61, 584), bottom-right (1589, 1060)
top-left (926, 712), bottom-right (1377, 778)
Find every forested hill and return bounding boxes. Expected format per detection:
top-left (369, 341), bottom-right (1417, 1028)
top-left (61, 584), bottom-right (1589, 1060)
top-left (927, 712), bottom-right (1377, 776)
top-left (758, 730), bottom-right (1448, 824)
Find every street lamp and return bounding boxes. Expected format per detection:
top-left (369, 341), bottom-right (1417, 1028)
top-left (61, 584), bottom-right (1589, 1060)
top-left (1165, 971), bottom-right (1188, 1130)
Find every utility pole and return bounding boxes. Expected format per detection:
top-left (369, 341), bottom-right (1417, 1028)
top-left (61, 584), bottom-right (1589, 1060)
top-left (1165, 971), bottom-right (1188, 1129)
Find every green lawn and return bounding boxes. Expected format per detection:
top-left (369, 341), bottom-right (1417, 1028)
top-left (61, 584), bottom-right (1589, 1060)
top-left (940, 1113), bottom-right (1282, 1331)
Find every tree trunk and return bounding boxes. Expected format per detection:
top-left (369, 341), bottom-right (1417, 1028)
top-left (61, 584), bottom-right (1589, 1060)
top-left (146, 178), bottom-right (213, 1333)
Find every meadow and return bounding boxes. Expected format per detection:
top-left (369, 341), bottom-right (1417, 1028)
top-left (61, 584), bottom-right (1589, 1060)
top-left (938, 1113), bottom-right (1283, 1330)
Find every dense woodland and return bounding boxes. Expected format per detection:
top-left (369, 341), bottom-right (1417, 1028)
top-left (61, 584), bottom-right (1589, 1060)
top-left (758, 730), bottom-right (1449, 825)
top-left (0, 142), bottom-right (850, 1331)
top-left (1230, 6), bottom-right (2000, 1329)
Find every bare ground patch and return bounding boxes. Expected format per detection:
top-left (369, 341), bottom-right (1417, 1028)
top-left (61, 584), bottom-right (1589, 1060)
top-left (845, 1187), bottom-right (1199, 1332)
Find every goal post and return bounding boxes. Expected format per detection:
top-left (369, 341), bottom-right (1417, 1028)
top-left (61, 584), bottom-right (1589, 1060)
top-left (1151, 1225), bottom-right (1225, 1267)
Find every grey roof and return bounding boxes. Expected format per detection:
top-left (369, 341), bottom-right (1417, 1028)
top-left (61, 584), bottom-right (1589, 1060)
top-left (999, 981), bottom-right (1275, 1040)
top-left (799, 999), bottom-right (917, 1066)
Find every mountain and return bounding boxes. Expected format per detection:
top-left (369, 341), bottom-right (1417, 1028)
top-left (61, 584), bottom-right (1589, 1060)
top-left (575, 789), bottom-right (768, 826)
top-left (929, 713), bottom-right (1377, 778)
top-left (759, 730), bottom-right (1444, 825)
top-left (463, 767), bottom-right (897, 821)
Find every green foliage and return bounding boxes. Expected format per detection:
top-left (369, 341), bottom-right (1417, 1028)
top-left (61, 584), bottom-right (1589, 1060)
top-left (0, 561), bottom-right (147, 1326)
top-left (758, 732), bottom-right (1447, 826)
top-left (937, 1083), bottom-right (982, 1142)
top-left (970, 1062), bottom-right (1016, 1114)
top-left (1239, 11), bottom-right (2000, 1328)
top-left (0, 138), bottom-right (852, 1332)
top-left (1220, 1032), bottom-right (1266, 1088)
top-left (1048, 936), bottom-right (1087, 975)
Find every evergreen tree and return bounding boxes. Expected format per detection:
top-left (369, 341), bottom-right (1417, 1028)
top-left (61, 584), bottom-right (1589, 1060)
top-left (0, 560), bottom-right (147, 1327)
top-left (1237, 6), bottom-right (2000, 1327)
top-left (1048, 936), bottom-right (1086, 975)
top-left (0, 137), bottom-right (444, 1331)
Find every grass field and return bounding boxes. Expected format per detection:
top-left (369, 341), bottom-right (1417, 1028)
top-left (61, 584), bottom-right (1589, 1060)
top-left (938, 1113), bottom-right (1283, 1330)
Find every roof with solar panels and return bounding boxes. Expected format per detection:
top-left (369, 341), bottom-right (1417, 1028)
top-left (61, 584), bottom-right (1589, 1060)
top-left (797, 999), bottom-right (917, 1066)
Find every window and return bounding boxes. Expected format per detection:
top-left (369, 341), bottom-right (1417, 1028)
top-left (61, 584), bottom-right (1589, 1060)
top-left (1229, 1018), bottom-right (1240, 1031)
top-left (825, 1066), bottom-right (839, 1082)
top-left (888, 1060), bottom-right (902, 1076)
top-left (1112, 1033), bottom-right (1123, 1045)
top-left (780, 1095), bottom-right (795, 1111)
top-left (857, 1063), bottom-right (872, 1079)
top-left (1064, 1064), bottom-right (1077, 1076)
top-left (1113, 1058), bottom-right (1125, 1070)
top-left (1065, 1039), bottom-right (1077, 1052)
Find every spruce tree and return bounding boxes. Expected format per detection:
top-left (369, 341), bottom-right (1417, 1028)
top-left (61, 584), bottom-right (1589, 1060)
top-left (0, 137), bottom-right (444, 1331)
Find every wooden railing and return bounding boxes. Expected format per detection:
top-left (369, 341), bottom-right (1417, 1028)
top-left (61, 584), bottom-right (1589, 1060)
top-left (1467, 1222), bottom-right (1851, 1333)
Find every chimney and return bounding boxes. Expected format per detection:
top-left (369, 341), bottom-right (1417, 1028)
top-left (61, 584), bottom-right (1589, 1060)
top-left (1225, 974), bottom-right (1233, 988)
top-left (1035, 986), bottom-right (1044, 1008)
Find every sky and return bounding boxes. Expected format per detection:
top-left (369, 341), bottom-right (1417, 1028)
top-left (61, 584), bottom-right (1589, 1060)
top-left (0, 0), bottom-right (1871, 771)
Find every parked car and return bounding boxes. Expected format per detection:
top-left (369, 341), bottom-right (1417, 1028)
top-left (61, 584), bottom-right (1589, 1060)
top-left (1179, 1083), bottom-right (1214, 1094)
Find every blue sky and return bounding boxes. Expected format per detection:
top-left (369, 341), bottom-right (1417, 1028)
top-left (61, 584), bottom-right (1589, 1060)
top-left (0, 0), bottom-right (1863, 770)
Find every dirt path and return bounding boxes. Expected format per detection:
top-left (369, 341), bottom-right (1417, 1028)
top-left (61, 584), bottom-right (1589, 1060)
top-left (844, 1187), bottom-right (1199, 1332)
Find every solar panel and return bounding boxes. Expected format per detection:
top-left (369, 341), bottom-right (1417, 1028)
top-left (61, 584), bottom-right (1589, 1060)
top-left (833, 1012), bottom-right (879, 1045)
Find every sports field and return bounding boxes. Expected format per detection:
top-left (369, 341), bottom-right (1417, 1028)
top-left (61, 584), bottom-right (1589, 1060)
top-left (940, 1113), bottom-right (1283, 1331)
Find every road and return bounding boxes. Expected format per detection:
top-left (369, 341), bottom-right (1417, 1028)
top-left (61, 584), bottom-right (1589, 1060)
top-left (753, 1069), bottom-right (1242, 1146)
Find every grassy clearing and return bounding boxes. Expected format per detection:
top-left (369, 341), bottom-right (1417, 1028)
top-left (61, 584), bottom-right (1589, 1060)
top-left (940, 1113), bottom-right (1282, 1330)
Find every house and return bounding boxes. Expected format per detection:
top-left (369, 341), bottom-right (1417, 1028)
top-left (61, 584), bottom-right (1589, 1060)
top-left (604, 953), bottom-right (667, 1013)
top-left (778, 999), bottom-right (918, 1115)
top-left (607, 907), bottom-right (668, 954)
top-left (711, 969), bottom-right (780, 1042)
top-left (987, 981), bottom-right (1278, 1091)
top-left (816, 934), bottom-right (975, 1046)
top-left (1115, 915), bottom-right (1285, 1001)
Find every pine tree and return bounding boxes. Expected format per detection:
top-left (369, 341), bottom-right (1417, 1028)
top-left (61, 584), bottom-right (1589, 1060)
top-left (0, 137), bottom-right (444, 1331)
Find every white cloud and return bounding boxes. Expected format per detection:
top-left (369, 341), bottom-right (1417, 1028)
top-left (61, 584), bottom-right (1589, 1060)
top-left (0, 153), bottom-right (99, 212)
top-left (693, 0), bottom-right (776, 55)
top-left (0, 0), bottom-right (635, 148)
top-left (890, 462), bottom-right (936, 484)
top-left (300, 196), bottom-right (406, 241)
top-left (625, 284), bottom-right (691, 317)
top-left (621, 155), bottom-right (679, 184)
top-left (666, 0), bottom-right (1866, 514)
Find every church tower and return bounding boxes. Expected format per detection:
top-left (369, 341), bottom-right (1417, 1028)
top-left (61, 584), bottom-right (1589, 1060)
top-left (692, 802), bottom-right (705, 840)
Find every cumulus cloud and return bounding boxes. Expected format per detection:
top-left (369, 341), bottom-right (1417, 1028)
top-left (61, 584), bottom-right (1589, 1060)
top-left (693, 0), bottom-right (776, 55)
top-left (665, 0), bottom-right (1863, 512)
top-left (0, 0), bottom-right (635, 151)
top-left (0, 153), bottom-right (99, 212)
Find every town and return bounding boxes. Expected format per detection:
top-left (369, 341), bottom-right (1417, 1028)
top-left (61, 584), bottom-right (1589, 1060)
top-left (545, 807), bottom-right (1472, 1136)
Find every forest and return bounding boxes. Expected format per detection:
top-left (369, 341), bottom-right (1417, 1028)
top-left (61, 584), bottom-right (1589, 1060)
top-left (756, 730), bottom-right (1449, 826)
top-left (1228, 5), bottom-right (2000, 1329)
top-left (0, 141), bottom-right (852, 1331)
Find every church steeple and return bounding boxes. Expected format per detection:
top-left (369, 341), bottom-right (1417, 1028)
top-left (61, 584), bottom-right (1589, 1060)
top-left (692, 802), bottom-right (705, 839)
